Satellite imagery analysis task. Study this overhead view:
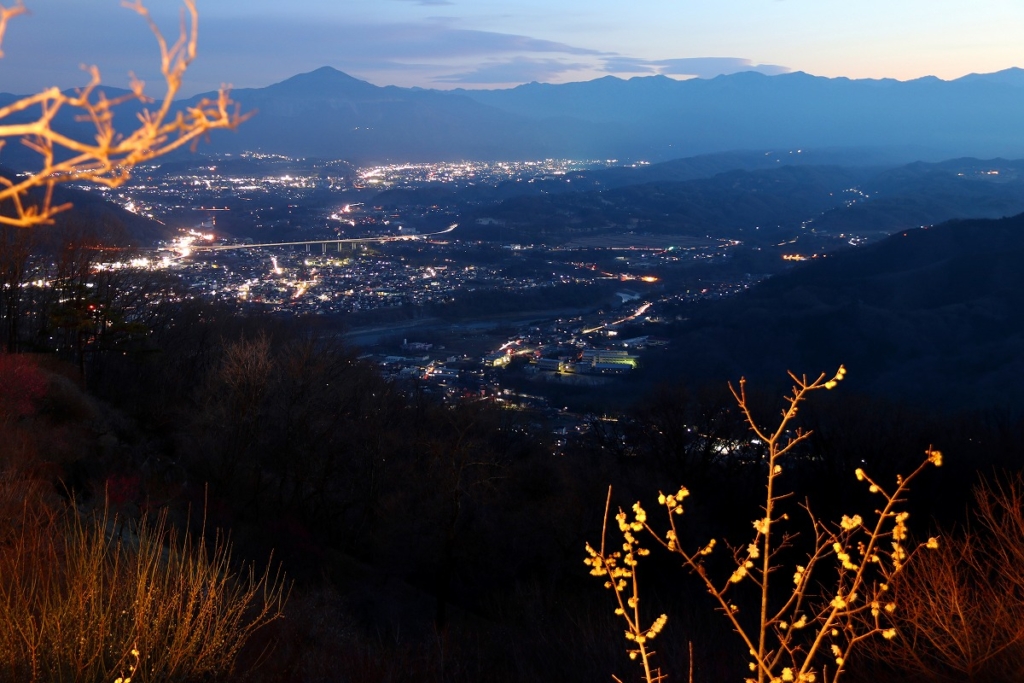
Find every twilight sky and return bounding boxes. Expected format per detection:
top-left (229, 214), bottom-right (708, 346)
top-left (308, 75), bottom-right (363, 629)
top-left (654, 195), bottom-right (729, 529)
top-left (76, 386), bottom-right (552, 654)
top-left (0, 0), bottom-right (1022, 97)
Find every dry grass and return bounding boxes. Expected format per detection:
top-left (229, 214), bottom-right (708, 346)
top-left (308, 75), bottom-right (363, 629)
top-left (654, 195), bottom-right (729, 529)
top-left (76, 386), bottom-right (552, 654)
top-left (0, 494), bottom-right (288, 683)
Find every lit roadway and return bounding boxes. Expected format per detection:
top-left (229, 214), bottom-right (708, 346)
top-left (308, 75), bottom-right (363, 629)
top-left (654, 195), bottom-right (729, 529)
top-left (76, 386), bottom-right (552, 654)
top-left (583, 302), bottom-right (652, 334)
top-left (187, 224), bottom-right (458, 252)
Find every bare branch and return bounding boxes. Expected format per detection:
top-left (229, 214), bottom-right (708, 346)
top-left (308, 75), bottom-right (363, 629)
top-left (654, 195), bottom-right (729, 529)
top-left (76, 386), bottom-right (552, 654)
top-left (0, 0), bottom-right (248, 228)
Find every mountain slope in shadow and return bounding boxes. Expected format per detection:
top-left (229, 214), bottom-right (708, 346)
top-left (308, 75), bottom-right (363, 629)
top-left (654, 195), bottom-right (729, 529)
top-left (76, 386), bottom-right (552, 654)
top-left (656, 212), bottom-right (1024, 412)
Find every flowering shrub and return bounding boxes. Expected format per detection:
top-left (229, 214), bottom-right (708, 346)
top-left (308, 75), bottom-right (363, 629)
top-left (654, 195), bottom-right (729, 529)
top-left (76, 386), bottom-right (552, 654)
top-left (586, 368), bottom-right (941, 683)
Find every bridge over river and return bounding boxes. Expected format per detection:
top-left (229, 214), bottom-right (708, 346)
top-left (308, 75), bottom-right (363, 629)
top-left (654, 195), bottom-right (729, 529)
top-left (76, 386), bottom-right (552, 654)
top-left (184, 224), bottom-right (457, 255)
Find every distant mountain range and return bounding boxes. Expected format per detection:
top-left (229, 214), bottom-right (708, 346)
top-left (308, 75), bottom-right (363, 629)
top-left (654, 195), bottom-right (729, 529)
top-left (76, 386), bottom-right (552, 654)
top-left (4, 66), bottom-right (1024, 166)
top-left (208, 66), bottom-right (1024, 163)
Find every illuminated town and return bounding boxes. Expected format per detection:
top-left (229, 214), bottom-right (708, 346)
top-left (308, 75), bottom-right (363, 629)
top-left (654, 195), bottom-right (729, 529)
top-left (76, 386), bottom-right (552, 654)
top-left (29, 154), bottom-right (781, 418)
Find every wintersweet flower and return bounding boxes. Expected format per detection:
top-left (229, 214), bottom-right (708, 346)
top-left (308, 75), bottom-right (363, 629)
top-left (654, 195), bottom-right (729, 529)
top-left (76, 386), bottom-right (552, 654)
top-left (793, 565), bottom-right (805, 585)
top-left (840, 514), bottom-right (862, 530)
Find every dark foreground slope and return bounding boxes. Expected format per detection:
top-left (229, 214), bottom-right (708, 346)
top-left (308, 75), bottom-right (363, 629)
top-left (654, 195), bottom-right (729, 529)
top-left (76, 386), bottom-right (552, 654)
top-left (655, 212), bottom-right (1024, 412)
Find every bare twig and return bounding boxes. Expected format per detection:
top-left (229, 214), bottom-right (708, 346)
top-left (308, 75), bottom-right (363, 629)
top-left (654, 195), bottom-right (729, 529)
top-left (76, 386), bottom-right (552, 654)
top-left (0, 0), bottom-right (248, 228)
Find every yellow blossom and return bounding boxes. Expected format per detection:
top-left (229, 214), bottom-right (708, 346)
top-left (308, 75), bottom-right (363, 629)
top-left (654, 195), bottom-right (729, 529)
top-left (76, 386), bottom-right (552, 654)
top-left (834, 543), bottom-right (857, 570)
top-left (793, 565), bottom-right (805, 585)
top-left (630, 502), bottom-right (646, 531)
top-left (616, 511), bottom-right (629, 532)
top-left (840, 514), bottom-right (862, 531)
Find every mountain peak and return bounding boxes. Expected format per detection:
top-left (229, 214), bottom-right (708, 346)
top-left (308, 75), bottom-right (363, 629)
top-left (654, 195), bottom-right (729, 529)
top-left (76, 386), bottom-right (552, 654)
top-left (267, 67), bottom-right (379, 95)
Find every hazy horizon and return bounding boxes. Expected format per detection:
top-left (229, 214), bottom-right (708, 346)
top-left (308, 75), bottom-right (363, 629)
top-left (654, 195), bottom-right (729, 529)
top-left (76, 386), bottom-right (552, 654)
top-left (4, 62), bottom-right (1024, 100)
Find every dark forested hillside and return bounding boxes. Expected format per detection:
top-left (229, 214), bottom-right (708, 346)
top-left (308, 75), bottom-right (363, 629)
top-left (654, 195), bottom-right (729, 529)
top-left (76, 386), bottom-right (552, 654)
top-left (651, 212), bottom-right (1024, 412)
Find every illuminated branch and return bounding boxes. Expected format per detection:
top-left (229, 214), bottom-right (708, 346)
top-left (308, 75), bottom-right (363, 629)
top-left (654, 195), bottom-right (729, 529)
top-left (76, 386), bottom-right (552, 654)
top-left (0, 2), bottom-right (27, 59)
top-left (587, 368), bottom-right (943, 683)
top-left (0, 0), bottom-right (249, 228)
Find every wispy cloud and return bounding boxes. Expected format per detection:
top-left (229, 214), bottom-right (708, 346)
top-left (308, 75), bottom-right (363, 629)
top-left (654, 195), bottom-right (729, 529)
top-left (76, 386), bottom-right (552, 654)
top-left (229, 20), bottom-right (608, 61)
top-left (434, 57), bottom-right (591, 84)
top-left (399, 28), bottom-right (607, 59)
